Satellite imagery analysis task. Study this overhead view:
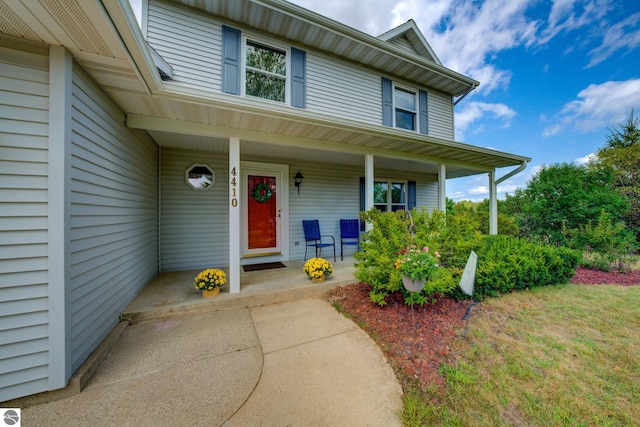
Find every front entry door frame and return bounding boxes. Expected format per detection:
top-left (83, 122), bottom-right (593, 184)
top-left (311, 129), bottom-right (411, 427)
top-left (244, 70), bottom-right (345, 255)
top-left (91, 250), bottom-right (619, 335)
top-left (241, 161), bottom-right (289, 260)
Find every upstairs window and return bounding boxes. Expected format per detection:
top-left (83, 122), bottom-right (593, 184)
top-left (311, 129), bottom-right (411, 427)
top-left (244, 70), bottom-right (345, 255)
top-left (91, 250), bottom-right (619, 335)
top-left (245, 41), bottom-right (287, 103)
top-left (222, 26), bottom-right (305, 107)
top-left (381, 77), bottom-right (428, 134)
top-left (394, 87), bottom-right (417, 131)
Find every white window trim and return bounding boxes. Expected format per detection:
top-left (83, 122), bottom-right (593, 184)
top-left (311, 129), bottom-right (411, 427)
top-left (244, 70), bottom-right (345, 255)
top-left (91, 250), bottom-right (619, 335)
top-left (392, 83), bottom-right (418, 132)
top-left (241, 35), bottom-right (291, 105)
top-left (373, 178), bottom-right (408, 211)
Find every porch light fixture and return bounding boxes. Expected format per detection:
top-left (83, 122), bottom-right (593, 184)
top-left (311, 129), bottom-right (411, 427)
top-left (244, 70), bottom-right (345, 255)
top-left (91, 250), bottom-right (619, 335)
top-left (294, 171), bottom-right (304, 193)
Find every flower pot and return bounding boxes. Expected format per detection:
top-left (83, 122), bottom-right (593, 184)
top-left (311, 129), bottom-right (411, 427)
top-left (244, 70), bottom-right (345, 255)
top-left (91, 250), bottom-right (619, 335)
top-left (311, 274), bottom-right (325, 283)
top-left (202, 287), bottom-right (220, 298)
top-left (402, 275), bottom-right (425, 292)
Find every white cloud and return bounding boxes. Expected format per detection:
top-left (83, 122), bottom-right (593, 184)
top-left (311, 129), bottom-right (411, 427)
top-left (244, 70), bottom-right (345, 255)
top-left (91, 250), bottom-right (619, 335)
top-left (392, 0), bottom-right (539, 94)
top-left (289, 0), bottom-right (633, 96)
top-left (540, 0), bottom-right (612, 43)
top-left (587, 13), bottom-right (640, 67)
top-left (575, 153), bottom-right (596, 165)
top-left (543, 79), bottom-right (640, 136)
top-left (447, 163), bottom-right (538, 201)
top-left (288, 0), bottom-right (398, 35)
top-left (469, 186), bottom-right (489, 196)
top-left (449, 191), bottom-right (467, 201)
top-left (542, 124), bottom-right (562, 137)
top-left (455, 101), bottom-right (517, 140)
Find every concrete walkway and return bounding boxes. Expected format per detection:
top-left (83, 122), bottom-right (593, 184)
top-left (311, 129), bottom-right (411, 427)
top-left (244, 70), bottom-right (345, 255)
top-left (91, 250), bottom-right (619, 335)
top-left (22, 298), bottom-right (403, 426)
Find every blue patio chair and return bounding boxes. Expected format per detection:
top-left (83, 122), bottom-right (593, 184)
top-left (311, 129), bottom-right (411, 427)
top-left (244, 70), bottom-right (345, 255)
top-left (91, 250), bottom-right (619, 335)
top-left (340, 219), bottom-right (360, 261)
top-left (302, 220), bottom-right (336, 261)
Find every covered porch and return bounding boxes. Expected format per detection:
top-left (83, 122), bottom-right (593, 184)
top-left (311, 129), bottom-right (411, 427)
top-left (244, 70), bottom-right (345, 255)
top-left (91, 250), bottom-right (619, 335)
top-left (122, 256), bottom-right (358, 324)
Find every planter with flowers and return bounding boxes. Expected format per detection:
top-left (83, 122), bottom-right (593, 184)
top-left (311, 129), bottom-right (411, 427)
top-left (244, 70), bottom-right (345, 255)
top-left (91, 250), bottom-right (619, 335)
top-left (194, 268), bottom-right (226, 298)
top-left (394, 245), bottom-right (441, 292)
top-left (303, 257), bottom-right (334, 282)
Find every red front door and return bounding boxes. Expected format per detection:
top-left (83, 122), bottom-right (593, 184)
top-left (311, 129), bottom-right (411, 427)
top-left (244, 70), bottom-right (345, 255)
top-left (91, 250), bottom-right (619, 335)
top-left (247, 175), bottom-right (277, 250)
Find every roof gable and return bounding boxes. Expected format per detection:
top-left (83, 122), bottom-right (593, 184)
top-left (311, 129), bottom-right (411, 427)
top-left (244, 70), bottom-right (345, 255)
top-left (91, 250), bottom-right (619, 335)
top-left (378, 20), bottom-right (442, 65)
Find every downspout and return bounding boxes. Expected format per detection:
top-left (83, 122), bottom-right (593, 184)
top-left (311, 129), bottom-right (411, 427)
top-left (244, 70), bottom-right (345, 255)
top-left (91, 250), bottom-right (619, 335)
top-left (489, 161), bottom-right (528, 234)
top-left (454, 83), bottom-right (477, 106)
top-left (496, 161), bottom-right (528, 185)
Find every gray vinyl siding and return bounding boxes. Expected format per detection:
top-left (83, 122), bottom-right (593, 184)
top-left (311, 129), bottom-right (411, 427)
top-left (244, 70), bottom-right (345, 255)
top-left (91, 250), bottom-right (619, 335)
top-left (421, 181), bottom-right (439, 210)
top-left (159, 153), bottom-right (438, 266)
top-left (143, 1), bottom-right (391, 126)
top-left (69, 65), bottom-right (158, 372)
top-left (0, 47), bottom-right (50, 402)
top-left (388, 36), bottom-right (418, 56)
top-left (427, 91), bottom-right (454, 140)
top-left (288, 161), bottom-right (361, 260)
top-left (306, 53), bottom-right (382, 124)
top-left (147, 0), bottom-right (221, 91)
top-left (160, 148), bottom-right (229, 272)
top-left (287, 161), bottom-right (437, 261)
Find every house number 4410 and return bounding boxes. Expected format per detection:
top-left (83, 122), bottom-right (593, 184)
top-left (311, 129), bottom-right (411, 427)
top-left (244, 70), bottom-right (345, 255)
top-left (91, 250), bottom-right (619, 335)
top-left (230, 167), bottom-right (238, 207)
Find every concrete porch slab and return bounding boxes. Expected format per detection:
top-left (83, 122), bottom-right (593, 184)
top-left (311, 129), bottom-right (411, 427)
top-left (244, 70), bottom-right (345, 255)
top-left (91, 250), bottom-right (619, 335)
top-left (122, 257), bottom-right (358, 324)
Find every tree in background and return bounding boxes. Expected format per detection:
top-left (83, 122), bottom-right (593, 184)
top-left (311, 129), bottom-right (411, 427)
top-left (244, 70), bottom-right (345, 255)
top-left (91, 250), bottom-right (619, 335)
top-left (590, 109), bottom-right (640, 242)
top-left (449, 198), bottom-right (519, 236)
top-left (505, 163), bottom-right (629, 246)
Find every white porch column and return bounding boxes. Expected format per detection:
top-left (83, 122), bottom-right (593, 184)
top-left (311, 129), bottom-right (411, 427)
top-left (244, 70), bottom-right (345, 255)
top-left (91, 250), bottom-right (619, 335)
top-left (438, 164), bottom-right (447, 213)
top-left (48, 45), bottom-right (72, 389)
top-left (489, 170), bottom-right (498, 235)
top-left (229, 138), bottom-right (241, 293)
top-left (365, 154), bottom-right (374, 229)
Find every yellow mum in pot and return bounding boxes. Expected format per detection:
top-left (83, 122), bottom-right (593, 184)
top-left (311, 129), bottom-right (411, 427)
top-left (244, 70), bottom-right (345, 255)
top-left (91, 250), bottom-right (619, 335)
top-left (303, 257), bottom-right (334, 280)
top-left (194, 268), bottom-right (226, 290)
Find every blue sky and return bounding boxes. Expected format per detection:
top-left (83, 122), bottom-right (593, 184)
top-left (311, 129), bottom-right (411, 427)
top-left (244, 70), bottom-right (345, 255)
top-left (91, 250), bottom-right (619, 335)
top-left (288, 0), bottom-right (640, 201)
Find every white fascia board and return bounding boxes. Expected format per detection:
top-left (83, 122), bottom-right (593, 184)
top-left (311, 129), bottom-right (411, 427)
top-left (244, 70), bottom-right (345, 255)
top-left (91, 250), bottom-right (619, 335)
top-left (377, 20), bottom-right (442, 66)
top-left (251, 0), bottom-right (476, 88)
top-left (154, 81), bottom-right (529, 165)
top-left (128, 113), bottom-right (494, 173)
top-left (99, 0), bottom-right (163, 93)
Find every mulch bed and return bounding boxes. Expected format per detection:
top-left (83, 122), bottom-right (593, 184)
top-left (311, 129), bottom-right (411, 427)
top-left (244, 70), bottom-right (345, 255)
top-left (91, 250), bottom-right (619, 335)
top-left (327, 268), bottom-right (638, 391)
top-left (570, 266), bottom-right (640, 286)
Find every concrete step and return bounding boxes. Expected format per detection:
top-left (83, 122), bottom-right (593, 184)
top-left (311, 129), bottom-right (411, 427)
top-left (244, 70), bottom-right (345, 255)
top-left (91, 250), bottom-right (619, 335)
top-left (122, 272), bottom-right (358, 324)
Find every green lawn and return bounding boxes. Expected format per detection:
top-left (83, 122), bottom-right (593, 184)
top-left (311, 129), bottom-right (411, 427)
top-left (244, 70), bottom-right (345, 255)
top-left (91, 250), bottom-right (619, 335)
top-left (401, 284), bottom-right (640, 426)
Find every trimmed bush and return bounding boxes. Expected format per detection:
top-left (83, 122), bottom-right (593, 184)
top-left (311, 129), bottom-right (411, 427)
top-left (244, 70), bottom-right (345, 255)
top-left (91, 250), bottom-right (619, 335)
top-left (472, 235), bottom-right (580, 300)
top-left (355, 209), bottom-right (580, 305)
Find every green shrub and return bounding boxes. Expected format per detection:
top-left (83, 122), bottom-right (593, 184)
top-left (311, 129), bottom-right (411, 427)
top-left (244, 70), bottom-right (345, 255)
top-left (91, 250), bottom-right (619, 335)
top-left (471, 235), bottom-right (580, 300)
top-left (355, 209), bottom-right (459, 306)
top-left (568, 209), bottom-right (637, 272)
top-left (355, 209), bottom-right (580, 305)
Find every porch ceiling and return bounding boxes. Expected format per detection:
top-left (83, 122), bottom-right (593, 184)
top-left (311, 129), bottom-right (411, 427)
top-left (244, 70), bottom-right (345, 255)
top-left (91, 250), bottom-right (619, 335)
top-left (127, 92), bottom-right (530, 178)
top-left (149, 129), bottom-right (445, 175)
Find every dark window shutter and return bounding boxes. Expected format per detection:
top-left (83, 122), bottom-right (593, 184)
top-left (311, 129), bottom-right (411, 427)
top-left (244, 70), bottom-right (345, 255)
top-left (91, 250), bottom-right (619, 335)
top-left (221, 26), bottom-right (241, 95)
top-left (408, 181), bottom-right (417, 210)
top-left (419, 90), bottom-right (428, 135)
top-left (381, 77), bottom-right (393, 127)
top-left (291, 47), bottom-right (306, 108)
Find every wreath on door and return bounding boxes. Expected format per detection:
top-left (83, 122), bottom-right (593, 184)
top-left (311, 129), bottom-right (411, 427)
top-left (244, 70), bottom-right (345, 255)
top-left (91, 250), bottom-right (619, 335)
top-left (252, 182), bottom-right (273, 203)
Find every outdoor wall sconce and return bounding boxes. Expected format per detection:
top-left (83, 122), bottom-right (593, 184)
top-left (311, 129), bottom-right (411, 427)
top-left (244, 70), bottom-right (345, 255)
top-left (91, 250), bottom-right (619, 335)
top-left (294, 171), bottom-right (304, 193)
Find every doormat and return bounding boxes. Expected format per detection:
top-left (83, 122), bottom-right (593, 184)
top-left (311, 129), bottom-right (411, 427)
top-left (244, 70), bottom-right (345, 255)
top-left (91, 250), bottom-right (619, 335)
top-left (242, 262), bottom-right (287, 272)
